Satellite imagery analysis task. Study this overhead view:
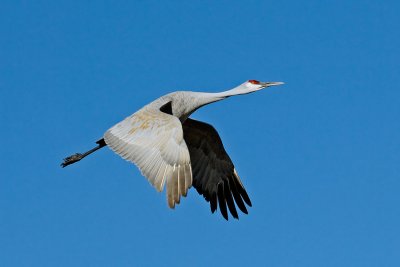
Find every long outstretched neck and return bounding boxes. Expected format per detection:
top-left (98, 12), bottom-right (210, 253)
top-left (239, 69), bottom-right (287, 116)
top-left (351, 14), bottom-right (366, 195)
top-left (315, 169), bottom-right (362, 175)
top-left (61, 139), bottom-right (106, 168)
top-left (193, 84), bottom-right (252, 108)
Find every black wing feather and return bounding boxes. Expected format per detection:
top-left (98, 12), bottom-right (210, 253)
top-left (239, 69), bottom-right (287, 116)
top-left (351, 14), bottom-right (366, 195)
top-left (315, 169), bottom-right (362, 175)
top-left (217, 183), bottom-right (228, 220)
top-left (224, 180), bottom-right (239, 219)
top-left (183, 118), bottom-right (252, 220)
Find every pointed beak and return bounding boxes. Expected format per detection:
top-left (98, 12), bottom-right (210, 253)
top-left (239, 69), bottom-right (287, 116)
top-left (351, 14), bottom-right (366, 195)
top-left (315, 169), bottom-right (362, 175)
top-left (260, 81), bottom-right (284, 88)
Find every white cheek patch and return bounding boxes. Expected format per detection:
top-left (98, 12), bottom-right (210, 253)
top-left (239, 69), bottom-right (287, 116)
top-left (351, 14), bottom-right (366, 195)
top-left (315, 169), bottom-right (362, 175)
top-left (246, 83), bottom-right (260, 90)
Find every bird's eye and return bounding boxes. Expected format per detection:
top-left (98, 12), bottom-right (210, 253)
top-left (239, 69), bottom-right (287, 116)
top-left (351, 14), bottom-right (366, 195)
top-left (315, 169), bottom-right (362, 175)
top-left (249, 80), bottom-right (260, 84)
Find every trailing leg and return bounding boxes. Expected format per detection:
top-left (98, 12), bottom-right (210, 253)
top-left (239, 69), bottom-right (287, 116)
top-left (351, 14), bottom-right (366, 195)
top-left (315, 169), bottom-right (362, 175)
top-left (61, 139), bottom-right (106, 168)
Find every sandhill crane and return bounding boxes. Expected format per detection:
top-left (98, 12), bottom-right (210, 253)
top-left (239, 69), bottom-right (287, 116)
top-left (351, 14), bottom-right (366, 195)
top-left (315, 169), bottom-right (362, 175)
top-left (61, 80), bottom-right (283, 220)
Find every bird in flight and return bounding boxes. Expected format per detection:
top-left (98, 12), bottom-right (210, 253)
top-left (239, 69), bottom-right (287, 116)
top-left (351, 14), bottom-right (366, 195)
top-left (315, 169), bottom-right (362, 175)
top-left (61, 79), bottom-right (283, 220)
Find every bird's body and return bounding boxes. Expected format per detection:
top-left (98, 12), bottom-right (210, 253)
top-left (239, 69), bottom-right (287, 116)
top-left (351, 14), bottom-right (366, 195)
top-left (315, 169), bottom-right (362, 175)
top-left (62, 80), bottom-right (283, 220)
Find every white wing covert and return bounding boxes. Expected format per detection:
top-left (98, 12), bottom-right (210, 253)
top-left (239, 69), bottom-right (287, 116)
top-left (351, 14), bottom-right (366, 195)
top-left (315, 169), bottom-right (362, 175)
top-left (104, 107), bottom-right (192, 208)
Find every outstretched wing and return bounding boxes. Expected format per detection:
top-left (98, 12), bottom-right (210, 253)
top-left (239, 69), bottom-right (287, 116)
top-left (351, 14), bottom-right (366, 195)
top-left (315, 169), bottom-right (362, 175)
top-left (104, 107), bottom-right (192, 208)
top-left (182, 118), bottom-right (252, 220)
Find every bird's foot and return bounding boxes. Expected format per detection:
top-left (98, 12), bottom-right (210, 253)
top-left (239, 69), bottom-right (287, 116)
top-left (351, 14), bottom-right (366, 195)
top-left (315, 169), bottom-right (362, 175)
top-left (61, 153), bottom-right (84, 168)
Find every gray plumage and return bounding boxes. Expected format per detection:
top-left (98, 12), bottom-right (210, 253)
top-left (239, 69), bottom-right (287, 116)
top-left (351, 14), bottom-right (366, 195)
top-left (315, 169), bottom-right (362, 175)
top-left (62, 80), bottom-right (283, 220)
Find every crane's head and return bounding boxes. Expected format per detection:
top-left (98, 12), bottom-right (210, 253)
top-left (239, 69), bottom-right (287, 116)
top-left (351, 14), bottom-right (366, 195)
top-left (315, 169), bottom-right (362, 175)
top-left (246, 79), bottom-right (284, 91)
top-left (216, 79), bottom-right (284, 98)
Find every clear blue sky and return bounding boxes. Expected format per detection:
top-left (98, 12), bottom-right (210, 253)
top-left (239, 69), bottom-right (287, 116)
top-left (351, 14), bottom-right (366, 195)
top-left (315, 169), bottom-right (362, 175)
top-left (1, 1), bottom-right (399, 266)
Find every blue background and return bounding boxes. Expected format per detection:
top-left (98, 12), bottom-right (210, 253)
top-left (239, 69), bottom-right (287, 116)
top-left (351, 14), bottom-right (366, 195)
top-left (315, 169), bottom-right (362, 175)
top-left (1, 1), bottom-right (399, 266)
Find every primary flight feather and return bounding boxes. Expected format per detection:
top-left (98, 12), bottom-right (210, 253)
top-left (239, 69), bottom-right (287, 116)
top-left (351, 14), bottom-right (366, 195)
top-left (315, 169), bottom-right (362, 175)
top-left (61, 79), bottom-right (283, 220)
